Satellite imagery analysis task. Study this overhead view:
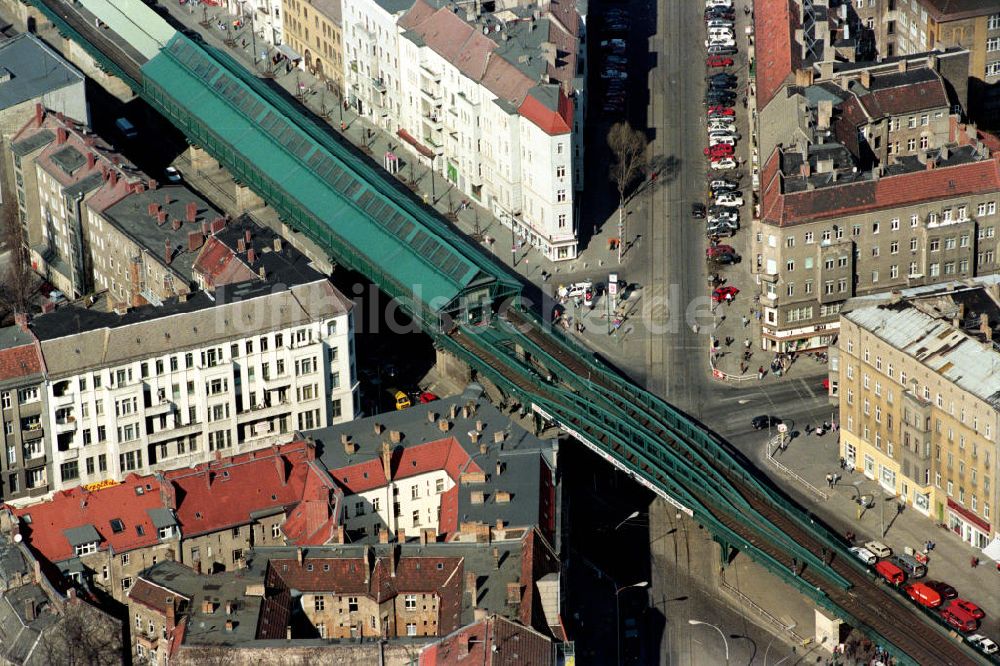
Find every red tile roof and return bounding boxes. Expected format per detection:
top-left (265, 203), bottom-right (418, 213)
top-left (0, 343), bottom-right (43, 380)
top-left (518, 90), bottom-right (574, 136)
top-left (266, 551), bottom-right (464, 633)
top-left (11, 473), bottom-right (165, 562)
top-left (518, 529), bottom-right (560, 635)
top-left (129, 577), bottom-right (189, 614)
top-left (761, 154), bottom-right (1000, 226)
top-left (438, 486), bottom-right (459, 537)
top-left (419, 615), bottom-right (554, 666)
top-left (918, 0), bottom-right (999, 21)
top-left (754, 0), bottom-right (801, 108)
top-left (330, 437), bottom-right (482, 495)
top-left (858, 79), bottom-right (949, 117)
top-left (191, 236), bottom-right (254, 287)
top-left (163, 441), bottom-right (336, 539)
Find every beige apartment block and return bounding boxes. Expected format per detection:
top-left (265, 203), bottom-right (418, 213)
top-left (837, 278), bottom-right (1000, 550)
top-left (282, 0), bottom-right (346, 97)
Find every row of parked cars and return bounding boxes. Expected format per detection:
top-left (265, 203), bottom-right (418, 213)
top-left (599, 7), bottom-right (629, 116)
top-left (851, 541), bottom-right (998, 654)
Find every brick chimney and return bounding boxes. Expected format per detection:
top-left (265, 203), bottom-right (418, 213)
top-left (860, 70), bottom-right (871, 89)
top-left (23, 599), bottom-right (35, 622)
top-left (237, 238), bottom-right (246, 253)
top-left (34, 103), bottom-right (44, 127)
top-left (363, 545), bottom-right (372, 585)
top-left (14, 313), bottom-right (29, 331)
top-left (186, 202), bottom-right (197, 223)
top-left (171, 219), bottom-right (182, 231)
top-left (389, 543), bottom-right (399, 577)
top-left (166, 600), bottom-right (176, 631)
top-left (438, 419), bottom-right (450, 432)
top-left (373, 422), bottom-right (384, 435)
top-left (109, 171), bottom-right (118, 187)
top-left (245, 229), bottom-right (251, 244)
top-left (980, 313), bottom-right (992, 342)
top-left (157, 210), bottom-right (168, 225)
top-left (165, 240), bottom-right (173, 265)
top-left (247, 247), bottom-right (256, 265)
top-left (380, 441), bottom-right (392, 482)
top-left (211, 218), bottom-right (226, 234)
top-left (466, 572), bottom-right (477, 607)
top-left (341, 433), bottom-right (356, 454)
top-left (56, 128), bottom-right (67, 145)
top-left (188, 231), bottom-right (204, 251)
top-left (148, 178), bottom-right (158, 190)
top-left (87, 152), bottom-right (96, 169)
top-left (274, 454), bottom-right (288, 486)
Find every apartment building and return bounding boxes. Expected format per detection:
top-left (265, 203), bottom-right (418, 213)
top-left (0, 322), bottom-right (50, 502)
top-left (10, 107), bottom-right (146, 298)
top-left (126, 532), bottom-right (559, 663)
top-left (0, 277), bottom-right (357, 501)
top-left (857, 0), bottom-right (1000, 122)
top-left (308, 384), bottom-right (559, 546)
top-left (281, 0), bottom-right (346, 96)
top-left (419, 614), bottom-right (556, 665)
top-left (341, 0), bottom-right (585, 261)
top-left (836, 277), bottom-right (1000, 549)
top-left (0, 34), bottom-right (86, 209)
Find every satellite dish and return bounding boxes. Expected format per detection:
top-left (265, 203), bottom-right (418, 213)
top-left (494, 24), bottom-right (501, 33)
top-left (13, 533), bottom-right (22, 543)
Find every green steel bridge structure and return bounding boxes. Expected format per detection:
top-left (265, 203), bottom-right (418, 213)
top-left (24, 0), bottom-right (986, 661)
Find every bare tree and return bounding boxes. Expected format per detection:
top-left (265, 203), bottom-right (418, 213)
top-left (0, 203), bottom-right (32, 317)
top-left (607, 121), bottom-right (648, 264)
top-left (36, 599), bottom-right (123, 666)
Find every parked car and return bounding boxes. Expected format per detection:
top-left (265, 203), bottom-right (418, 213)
top-left (708, 210), bottom-right (738, 223)
top-left (417, 391), bottom-right (439, 404)
top-left (967, 634), bottom-right (999, 655)
top-left (715, 193), bottom-right (744, 206)
top-left (709, 135), bottom-right (736, 148)
top-left (948, 599), bottom-right (985, 620)
top-left (905, 582), bottom-right (943, 609)
top-left (707, 106), bottom-right (736, 117)
top-left (712, 286), bottom-right (740, 303)
top-left (602, 69), bottom-right (628, 80)
top-left (711, 253), bottom-right (739, 265)
top-left (706, 45), bottom-right (738, 56)
top-left (941, 608), bottom-right (979, 633)
top-left (891, 553), bottom-right (926, 578)
top-left (705, 144), bottom-right (734, 158)
top-left (706, 221), bottom-right (737, 235)
top-left (924, 580), bottom-right (958, 601)
top-left (710, 157), bottom-right (738, 170)
top-left (709, 130), bottom-right (741, 141)
top-left (707, 19), bottom-right (734, 28)
top-left (164, 166), bottom-right (182, 183)
top-left (864, 541), bottom-right (892, 558)
top-left (706, 55), bottom-right (734, 67)
top-left (849, 547), bottom-right (877, 566)
top-left (706, 244), bottom-right (735, 257)
top-left (875, 560), bottom-right (905, 585)
top-left (709, 178), bottom-right (739, 190)
top-left (705, 38), bottom-right (736, 48)
top-left (692, 203), bottom-right (707, 218)
top-left (601, 38), bottom-right (627, 50)
top-left (705, 0), bottom-right (733, 8)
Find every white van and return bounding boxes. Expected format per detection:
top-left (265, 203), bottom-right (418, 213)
top-left (849, 546), bottom-right (877, 566)
top-left (864, 540), bottom-right (892, 558)
top-left (708, 28), bottom-right (734, 38)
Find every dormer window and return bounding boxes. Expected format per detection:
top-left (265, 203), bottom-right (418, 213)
top-left (157, 526), bottom-right (174, 539)
top-left (74, 541), bottom-right (98, 556)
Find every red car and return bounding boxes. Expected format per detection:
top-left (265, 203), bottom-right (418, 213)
top-left (705, 145), bottom-right (735, 158)
top-left (706, 55), bottom-right (734, 67)
top-left (707, 106), bottom-right (735, 116)
top-left (706, 244), bottom-right (736, 258)
top-left (417, 391), bottom-right (439, 404)
top-left (948, 599), bottom-right (985, 620)
top-left (941, 608), bottom-right (979, 633)
top-left (712, 286), bottom-right (740, 303)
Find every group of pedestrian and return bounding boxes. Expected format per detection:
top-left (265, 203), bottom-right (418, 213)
top-left (824, 472), bottom-right (841, 488)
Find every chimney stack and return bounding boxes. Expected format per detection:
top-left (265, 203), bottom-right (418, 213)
top-left (23, 599), bottom-right (35, 622)
top-left (165, 240), bottom-right (173, 265)
top-left (364, 545), bottom-right (372, 585)
top-left (14, 313), bottom-right (29, 332)
top-left (373, 422), bottom-right (384, 435)
top-left (56, 128), bottom-right (67, 145)
top-left (860, 70), bottom-right (871, 89)
top-left (87, 152), bottom-right (96, 169)
top-left (237, 238), bottom-right (246, 253)
top-left (493, 430), bottom-right (505, 444)
top-left (186, 202), bottom-right (197, 223)
top-left (427, 411), bottom-right (437, 423)
top-left (148, 178), bottom-right (158, 191)
top-left (109, 171), bottom-right (118, 187)
top-left (245, 229), bottom-right (251, 244)
top-left (297, 547), bottom-right (303, 564)
top-left (381, 441), bottom-right (392, 482)
top-left (273, 238), bottom-right (283, 252)
top-left (274, 454), bottom-right (288, 486)
top-left (390, 430), bottom-right (402, 444)
top-left (466, 572), bottom-right (478, 607)
top-left (449, 404), bottom-right (458, 419)
top-left (211, 218), bottom-right (226, 234)
top-left (34, 103), bottom-right (44, 127)
top-left (157, 211), bottom-right (168, 225)
top-left (496, 460), bottom-right (503, 476)
top-left (980, 313), bottom-right (992, 341)
top-left (341, 433), bottom-right (356, 454)
top-left (171, 219), bottom-right (182, 231)
top-left (390, 544), bottom-right (399, 577)
top-left (438, 419), bottom-right (450, 432)
top-left (188, 231), bottom-right (205, 252)
top-left (247, 247), bottom-right (256, 265)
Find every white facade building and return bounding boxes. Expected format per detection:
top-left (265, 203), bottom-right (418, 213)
top-left (228, 0), bottom-right (286, 46)
top-left (24, 279), bottom-right (358, 499)
top-left (346, 0), bottom-right (583, 261)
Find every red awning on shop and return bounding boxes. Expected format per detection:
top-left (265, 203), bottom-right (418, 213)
top-left (948, 498), bottom-right (991, 533)
top-left (396, 129), bottom-right (435, 159)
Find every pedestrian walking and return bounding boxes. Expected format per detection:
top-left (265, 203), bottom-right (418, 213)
top-left (805, 423), bottom-right (812, 436)
top-left (757, 366), bottom-right (764, 380)
top-left (742, 315), bottom-right (749, 327)
top-left (744, 337), bottom-right (751, 349)
top-left (739, 361), bottom-right (747, 374)
top-left (826, 473), bottom-right (834, 488)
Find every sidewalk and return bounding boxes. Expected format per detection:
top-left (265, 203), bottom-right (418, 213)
top-left (764, 425), bottom-right (1000, 635)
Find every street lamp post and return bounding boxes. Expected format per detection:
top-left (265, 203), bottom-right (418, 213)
top-left (688, 620), bottom-right (729, 664)
top-left (614, 510), bottom-right (641, 531)
top-left (615, 581), bottom-right (649, 666)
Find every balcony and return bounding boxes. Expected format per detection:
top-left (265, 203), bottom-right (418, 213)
top-left (236, 400), bottom-right (292, 424)
top-left (420, 64), bottom-right (441, 82)
top-left (370, 77), bottom-right (386, 94)
top-left (423, 113), bottom-right (443, 132)
top-left (420, 85), bottom-right (443, 104)
top-left (21, 423), bottom-right (43, 440)
top-left (51, 392), bottom-right (75, 408)
top-left (147, 420), bottom-right (202, 444)
top-left (54, 415), bottom-right (77, 434)
top-left (146, 399), bottom-right (174, 417)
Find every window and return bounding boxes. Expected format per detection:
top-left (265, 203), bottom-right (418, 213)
top-left (272, 523), bottom-right (281, 539)
top-left (556, 189), bottom-right (566, 202)
top-left (315, 596), bottom-right (325, 611)
top-left (348, 597), bottom-right (358, 612)
top-left (404, 594), bottom-right (417, 610)
top-left (74, 541), bottom-right (98, 556)
top-left (412, 509), bottom-right (421, 526)
top-left (406, 623), bottom-right (417, 636)
top-left (989, 12), bottom-right (1000, 29)
top-left (121, 577), bottom-right (133, 591)
top-left (988, 36), bottom-right (1000, 52)
top-left (121, 553), bottom-right (130, 566)
top-left (60, 461), bottom-right (79, 482)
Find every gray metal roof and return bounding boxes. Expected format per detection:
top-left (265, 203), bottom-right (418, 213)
top-left (846, 288), bottom-right (1000, 407)
top-left (0, 34), bottom-right (85, 113)
top-left (11, 129), bottom-right (55, 157)
top-left (49, 144), bottom-right (86, 175)
top-left (62, 524), bottom-right (100, 547)
top-left (147, 508), bottom-right (177, 529)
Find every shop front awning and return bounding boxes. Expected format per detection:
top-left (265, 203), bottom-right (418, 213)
top-left (396, 128), bottom-right (435, 159)
top-left (276, 43), bottom-right (301, 62)
top-left (982, 536), bottom-right (1000, 562)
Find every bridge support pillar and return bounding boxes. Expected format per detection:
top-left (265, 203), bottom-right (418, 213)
top-left (813, 610), bottom-right (841, 654)
top-left (713, 535), bottom-right (735, 567)
top-left (435, 348), bottom-right (471, 390)
top-left (187, 145), bottom-right (218, 172)
top-left (235, 183), bottom-right (266, 213)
